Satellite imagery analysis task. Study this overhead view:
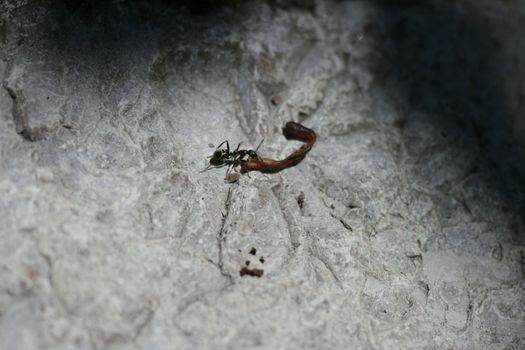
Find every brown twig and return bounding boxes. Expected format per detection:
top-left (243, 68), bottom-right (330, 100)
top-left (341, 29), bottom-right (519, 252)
top-left (241, 122), bottom-right (316, 174)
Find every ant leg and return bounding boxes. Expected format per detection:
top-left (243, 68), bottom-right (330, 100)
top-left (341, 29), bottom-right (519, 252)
top-left (216, 140), bottom-right (230, 153)
top-left (255, 139), bottom-right (264, 153)
top-left (224, 162), bottom-right (233, 178)
top-left (229, 167), bottom-right (241, 182)
top-left (225, 163), bottom-right (236, 181)
top-left (200, 163), bottom-right (227, 173)
top-left (200, 164), bottom-right (212, 173)
top-left (225, 166), bottom-right (241, 183)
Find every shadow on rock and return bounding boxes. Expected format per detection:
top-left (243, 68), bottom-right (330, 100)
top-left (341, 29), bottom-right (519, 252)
top-left (371, 0), bottom-right (525, 240)
top-left (10, 0), bottom-right (240, 67)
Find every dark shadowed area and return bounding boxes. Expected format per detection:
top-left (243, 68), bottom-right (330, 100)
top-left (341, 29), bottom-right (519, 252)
top-left (373, 0), bottom-right (525, 241)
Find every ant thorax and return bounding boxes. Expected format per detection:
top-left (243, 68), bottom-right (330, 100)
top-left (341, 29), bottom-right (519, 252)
top-left (201, 139), bottom-right (263, 182)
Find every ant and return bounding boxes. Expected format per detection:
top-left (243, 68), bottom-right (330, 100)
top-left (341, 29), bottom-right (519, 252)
top-left (201, 139), bottom-right (263, 181)
top-left (202, 121), bottom-right (316, 182)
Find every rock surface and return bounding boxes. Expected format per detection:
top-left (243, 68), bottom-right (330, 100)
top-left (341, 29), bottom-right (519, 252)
top-left (0, 0), bottom-right (524, 349)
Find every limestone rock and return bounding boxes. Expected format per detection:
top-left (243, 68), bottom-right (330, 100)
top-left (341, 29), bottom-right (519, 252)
top-left (0, 1), bottom-right (524, 349)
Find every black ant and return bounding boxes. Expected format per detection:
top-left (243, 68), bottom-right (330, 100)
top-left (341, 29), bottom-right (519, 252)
top-left (201, 139), bottom-right (263, 181)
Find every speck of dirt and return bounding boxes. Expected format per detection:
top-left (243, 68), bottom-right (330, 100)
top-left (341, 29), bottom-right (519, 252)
top-left (298, 110), bottom-right (309, 117)
top-left (249, 247), bottom-right (257, 255)
top-left (270, 95), bottom-right (283, 106)
top-left (245, 260), bottom-right (250, 266)
top-left (259, 256), bottom-right (265, 264)
top-left (296, 191), bottom-right (305, 209)
top-left (240, 266), bottom-right (264, 278)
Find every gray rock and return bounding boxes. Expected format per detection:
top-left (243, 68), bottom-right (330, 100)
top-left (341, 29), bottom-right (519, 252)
top-left (0, 0), bottom-right (524, 349)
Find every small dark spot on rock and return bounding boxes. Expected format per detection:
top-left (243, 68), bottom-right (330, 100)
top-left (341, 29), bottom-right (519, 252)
top-left (491, 242), bottom-right (503, 261)
top-left (407, 254), bottom-right (423, 267)
top-left (259, 256), bottom-right (265, 264)
top-left (298, 110), bottom-right (309, 117)
top-left (270, 95), bottom-right (283, 106)
top-left (240, 266), bottom-right (264, 278)
top-left (245, 260), bottom-right (250, 266)
top-left (330, 204), bottom-right (335, 209)
top-left (418, 281), bottom-right (430, 296)
top-left (296, 191), bottom-right (305, 209)
top-left (383, 310), bottom-right (387, 313)
top-left (249, 247), bottom-right (257, 255)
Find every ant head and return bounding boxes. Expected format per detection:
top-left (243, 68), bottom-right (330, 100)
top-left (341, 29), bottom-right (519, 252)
top-left (209, 149), bottom-right (228, 166)
top-left (213, 149), bottom-right (226, 158)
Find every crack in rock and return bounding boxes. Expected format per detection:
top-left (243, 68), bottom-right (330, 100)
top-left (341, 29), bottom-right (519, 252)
top-left (271, 184), bottom-right (301, 251)
top-left (215, 186), bottom-right (235, 284)
top-left (23, 232), bottom-right (73, 317)
top-left (309, 247), bottom-right (344, 290)
top-left (329, 212), bottom-right (353, 232)
top-left (2, 83), bottom-right (34, 141)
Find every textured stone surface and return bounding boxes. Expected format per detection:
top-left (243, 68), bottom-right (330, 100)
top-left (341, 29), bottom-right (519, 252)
top-left (1, 0), bottom-right (524, 349)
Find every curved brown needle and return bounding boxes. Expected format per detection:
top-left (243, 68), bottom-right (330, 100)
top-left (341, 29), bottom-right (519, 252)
top-left (241, 121), bottom-right (316, 174)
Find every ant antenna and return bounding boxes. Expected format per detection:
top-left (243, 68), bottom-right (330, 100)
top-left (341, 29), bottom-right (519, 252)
top-left (200, 164), bottom-right (214, 173)
top-left (255, 139), bottom-right (264, 153)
